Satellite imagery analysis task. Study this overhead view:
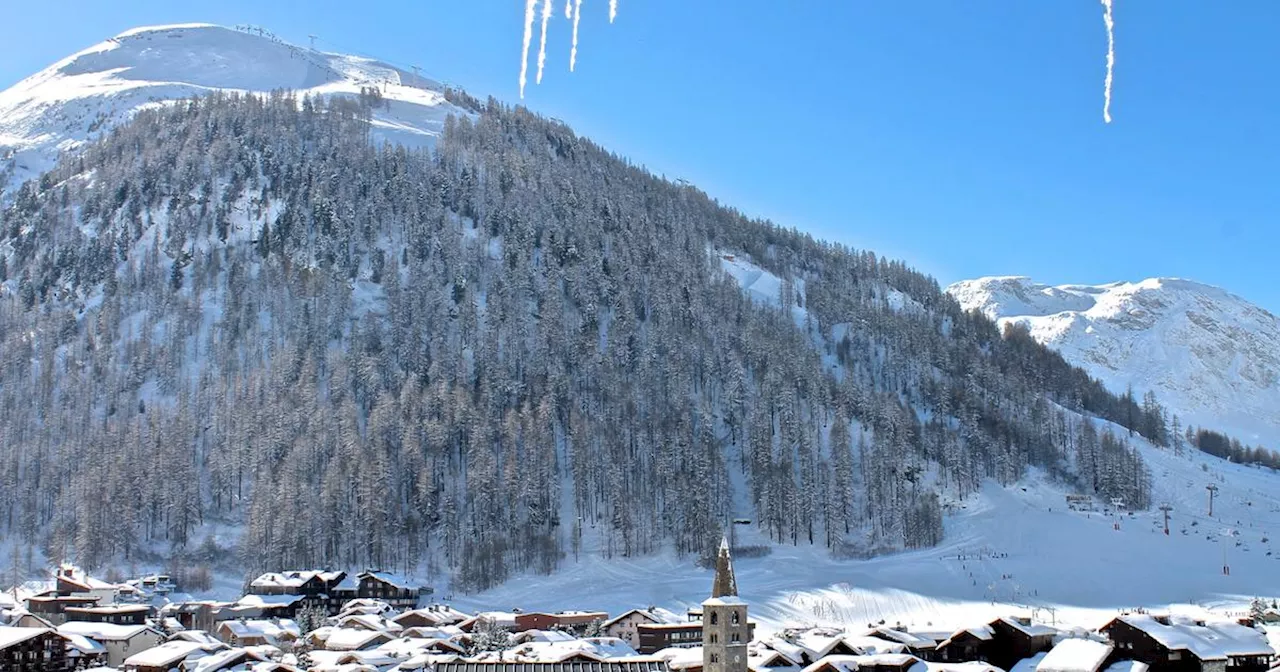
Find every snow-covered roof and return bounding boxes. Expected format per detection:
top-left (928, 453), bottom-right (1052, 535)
top-left (1037, 639), bottom-right (1114, 672)
top-left (927, 662), bottom-right (1003, 672)
top-left (0, 626), bottom-right (51, 650)
top-left (250, 570), bottom-right (345, 590)
top-left (236, 594), bottom-right (307, 608)
top-left (703, 596), bottom-right (748, 607)
top-left (1112, 616), bottom-right (1273, 661)
top-left (803, 654), bottom-right (925, 672)
top-left (1010, 653), bottom-right (1048, 672)
top-left (339, 613), bottom-right (405, 634)
top-left (997, 618), bottom-right (1058, 639)
top-left (58, 621), bottom-right (158, 642)
top-left (218, 618), bottom-right (302, 642)
top-left (844, 636), bottom-right (909, 655)
top-left (186, 648), bottom-right (268, 672)
top-left (171, 630), bottom-right (224, 646)
top-left (865, 629), bottom-right (940, 650)
top-left (360, 571), bottom-right (422, 590)
top-left (63, 632), bottom-right (107, 655)
top-left (1102, 661), bottom-right (1149, 672)
top-left (654, 645), bottom-right (704, 670)
top-left (325, 627), bottom-right (394, 651)
top-left (604, 607), bottom-right (684, 629)
top-left (123, 640), bottom-right (216, 668)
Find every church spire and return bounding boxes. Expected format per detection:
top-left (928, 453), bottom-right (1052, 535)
top-left (711, 536), bottom-right (738, 598)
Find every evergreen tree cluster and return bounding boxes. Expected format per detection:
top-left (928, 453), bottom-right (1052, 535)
top-left (0, 92), bottom-right (1176, 588)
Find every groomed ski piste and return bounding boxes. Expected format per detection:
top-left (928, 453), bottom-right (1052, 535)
top-left (452, 434), bottom-right (1280, 637)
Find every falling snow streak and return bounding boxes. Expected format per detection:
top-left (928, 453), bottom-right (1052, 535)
top-left (519, 0), bottom-right (538, 98)
top-left (520, 0), bottom-right (613, 96)
top-left (571, 0), bottom-right (584, 72)
top-left (1101, 0), bottom-right (1115, 123)
top-left (537, 0), bottom-right (554, 84)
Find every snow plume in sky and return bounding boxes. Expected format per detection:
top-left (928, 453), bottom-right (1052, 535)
top-left (519, 0), bottom-right (538, 97)
top-left (1101, 0), bottom-right (1115, 123)
top-left (537, 0), bottom-right (554, 84)
top-left (570, 0), bottom-right (584, 71)
top-left (610, 0), bottom-right (618, 23)
top-left (565, 0), bottom-right (572, 19)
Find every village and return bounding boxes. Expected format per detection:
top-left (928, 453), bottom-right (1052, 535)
top-left (0, 540), bottom-right (1277, 672)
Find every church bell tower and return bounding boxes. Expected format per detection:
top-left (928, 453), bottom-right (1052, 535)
top-left (703, 537), bottom-right (748, 672)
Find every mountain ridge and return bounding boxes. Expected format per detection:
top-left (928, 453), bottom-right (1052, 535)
top-left (947, 275), bottom-right (1280, 450)
top-left (0, 23), bottom-right (471, 198)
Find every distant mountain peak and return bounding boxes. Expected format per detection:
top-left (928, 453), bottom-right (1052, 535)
top-left (0, 22), bottom-right (469, 197)
top-left (948, 275), bottom-right (1280, 448)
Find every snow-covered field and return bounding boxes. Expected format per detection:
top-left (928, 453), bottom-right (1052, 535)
top-left (452, 436), bottom-right (1280, 635)
top-left (0, 23), bottom-right (470, 197)
top-left (947, 276), bottom-right (1280, 450)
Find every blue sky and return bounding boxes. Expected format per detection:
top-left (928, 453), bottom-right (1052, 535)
top-left (4, 2), bottom-right (1278, 311)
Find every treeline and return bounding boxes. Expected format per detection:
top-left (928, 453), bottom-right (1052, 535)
top-left (0, 91), bottom-right (1169, 589)
top-left (1188, 427), bottom-right (1280, 471)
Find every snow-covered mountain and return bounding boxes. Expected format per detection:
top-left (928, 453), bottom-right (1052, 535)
top-left (947, 276), bottom-right (1280, 448)
top-left (0, 23), bottom-right (469, 196)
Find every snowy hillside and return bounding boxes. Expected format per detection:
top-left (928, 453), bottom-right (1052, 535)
top-left (947, 277), bottom-right (1280, 449)
top-left (456, 427), bottom-right (1280, 633)
top-left (0, 23), bottom-right (469, 196)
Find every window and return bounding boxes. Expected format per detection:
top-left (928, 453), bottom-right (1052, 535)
top-left (711, 654), bottom-right (720, 664)
top-left (1169, 652), bottom-right (1182, 661)
top-left (710, 612), bottom-right (718, 625)
top-left (731, 633), bottom-right (741, 644)
top-left (731, 612), bottom-right (740, 625)
top-left (710, 634), bottom-right (718, 644)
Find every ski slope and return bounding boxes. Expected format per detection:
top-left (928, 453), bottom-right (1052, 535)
top-left (0, 23), bottom-right (470, 197)
top-left (451, 433), bottom-right (1280, 634)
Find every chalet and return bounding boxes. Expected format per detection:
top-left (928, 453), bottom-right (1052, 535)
top-left (233, 593), bottom-right (322, 619)
top-left (396, 605), bottom-right (474, 629)
top-left (26, 595), bottom-right (101, 625)
top-left (249, 570), bottom-right (350, 615)
top-left (0, 626), bottom-right (68, 672)
top-left (214, 618), bottom-right (302, 647)
top-left (357, 571), bottom-right (430, 610)
top-left (121, 640), bottom-right (226, 672)
top-left (1037, 639), bottom-right (1116, 672)
top-left (58, 622), bottom-right (165, 668)
top-left (746, 641), bottom-right (804, 671)
top-left (864, 628), bottom-right (949, 662)
top-left (605, 608), bottom-right (685, 649)
top-left (175, 647), bottom-right (268, 672)
top-left (54, 565), bottom-right (122, 605)
top-left (937, 618), bottom-right (1056, 671)
top-left (1100, 616), bottom-right (1274, 672)
top-left (322, 627), bottom-right (396, 651)
top-left (515, 611), bottom-right (611, 634)
top-left (64, 604), bottom-right (151, 625)
top-left (338, 613), bottom-right (405, 635)
top-left (63, 630), bottom-right (109, 669)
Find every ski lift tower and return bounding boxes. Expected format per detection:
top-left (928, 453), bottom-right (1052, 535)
top-left (1111, 497), bottom-right (1125, 531)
